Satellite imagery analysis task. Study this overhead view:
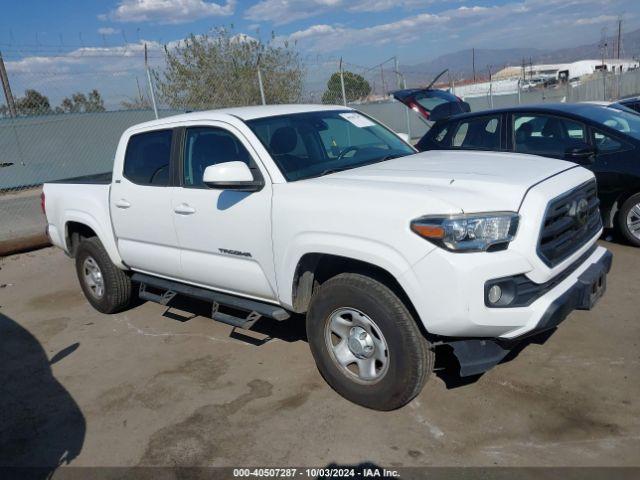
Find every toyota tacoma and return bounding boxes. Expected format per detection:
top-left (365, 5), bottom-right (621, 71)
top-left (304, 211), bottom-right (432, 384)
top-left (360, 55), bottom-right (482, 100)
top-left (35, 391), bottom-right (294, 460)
top-left (43, 105), bottom-right (612, 410)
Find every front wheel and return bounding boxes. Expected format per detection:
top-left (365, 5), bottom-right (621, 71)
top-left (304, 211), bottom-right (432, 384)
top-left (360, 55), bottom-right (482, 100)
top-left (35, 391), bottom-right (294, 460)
top-left (617, 193), bottom-right (640, 247)
top-left (306, 273), bottom-right (433, 410)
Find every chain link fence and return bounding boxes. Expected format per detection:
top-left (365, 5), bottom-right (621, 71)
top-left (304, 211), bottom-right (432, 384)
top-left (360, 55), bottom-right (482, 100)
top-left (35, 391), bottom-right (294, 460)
top-left (2, 44), bottom-right (640, 252)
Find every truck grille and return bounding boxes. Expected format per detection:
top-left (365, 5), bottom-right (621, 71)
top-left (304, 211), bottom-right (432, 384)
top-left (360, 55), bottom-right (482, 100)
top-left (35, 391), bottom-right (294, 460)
top-left (538, 180), bottom-right (601, 267)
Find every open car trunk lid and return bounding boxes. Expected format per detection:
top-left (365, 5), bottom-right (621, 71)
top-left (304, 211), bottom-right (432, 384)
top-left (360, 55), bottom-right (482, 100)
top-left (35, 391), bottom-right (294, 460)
top-left (391, 88), bottom-right (470, 122)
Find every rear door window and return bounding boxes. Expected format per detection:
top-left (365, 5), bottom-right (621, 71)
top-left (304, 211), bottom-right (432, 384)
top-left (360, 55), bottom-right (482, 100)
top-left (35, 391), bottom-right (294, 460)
top-left (123, 130), bottom-right (173, 186)
top-left (451, 115), bottom-right (501, 150)
top-left (592, 129), bottom-right (627, 154)
top-left (513, 114), bottom-right (587, 158)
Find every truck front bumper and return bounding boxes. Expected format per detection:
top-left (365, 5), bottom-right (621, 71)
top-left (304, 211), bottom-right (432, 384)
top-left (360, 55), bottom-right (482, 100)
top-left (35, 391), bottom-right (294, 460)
top-left (440, 248), bottom-right (612, 377)
top-left (404, 238), bottom-right (611, 340)
top-left (525, 248), bottom-right (611, 335)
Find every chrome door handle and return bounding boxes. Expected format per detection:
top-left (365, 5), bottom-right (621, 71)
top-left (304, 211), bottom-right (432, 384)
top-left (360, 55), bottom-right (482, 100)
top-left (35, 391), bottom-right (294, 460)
top-left (174, 204), bottom-right (196, 215)
top-left (115, 199), bottom-right (131, 209)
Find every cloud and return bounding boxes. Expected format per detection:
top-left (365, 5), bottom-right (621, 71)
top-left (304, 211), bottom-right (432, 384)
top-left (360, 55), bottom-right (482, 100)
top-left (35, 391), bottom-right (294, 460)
top-left (6, 42), bottom-right (158, 76)
top-left (285, 0), bottom-right (632, 53)
top-left (98, 27), bottom-right (119, 35)
top-left (348, 0), bottom-right (427, 13)
top-left (245, 0), bottom-right (428, 26)
top-left (102, 0), bottom-right (235, 24)
top-left (575, 15), bottom-right (618, 26)
top-left (287, 12), bottom-right (449, 51)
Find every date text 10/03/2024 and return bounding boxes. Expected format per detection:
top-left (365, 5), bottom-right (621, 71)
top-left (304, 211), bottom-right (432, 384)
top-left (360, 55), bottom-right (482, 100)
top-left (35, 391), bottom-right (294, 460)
top-left (232, 468), bottom-right (401, 478)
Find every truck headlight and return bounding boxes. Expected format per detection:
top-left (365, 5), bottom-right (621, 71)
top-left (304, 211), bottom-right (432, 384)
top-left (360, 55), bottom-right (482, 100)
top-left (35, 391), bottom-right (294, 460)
top-left (410, 212), bottom-right (519, 252)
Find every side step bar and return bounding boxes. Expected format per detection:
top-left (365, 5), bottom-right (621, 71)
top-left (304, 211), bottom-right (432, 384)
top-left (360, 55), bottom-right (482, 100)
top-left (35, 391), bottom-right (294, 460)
top-left (132, 273), bottom-right (290, 330)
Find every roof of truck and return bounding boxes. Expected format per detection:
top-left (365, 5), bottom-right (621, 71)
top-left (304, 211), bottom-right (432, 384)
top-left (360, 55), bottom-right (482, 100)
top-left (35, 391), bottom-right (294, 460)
top-left (130, 104), bottom-right (351, 131)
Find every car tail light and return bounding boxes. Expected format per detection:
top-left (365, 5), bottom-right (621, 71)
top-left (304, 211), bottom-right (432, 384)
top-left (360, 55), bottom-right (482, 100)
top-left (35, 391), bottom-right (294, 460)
top-left (40, 192), bottom-right (46, 215)
top-left (407, 100), bottom-right (430, 120)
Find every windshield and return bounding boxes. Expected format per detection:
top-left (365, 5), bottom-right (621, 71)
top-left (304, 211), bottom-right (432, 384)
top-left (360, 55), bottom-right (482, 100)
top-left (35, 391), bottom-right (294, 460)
top-left (579, 106), bottom-right (640, 140)
top-left (246, 110), bottom-right (415, 181)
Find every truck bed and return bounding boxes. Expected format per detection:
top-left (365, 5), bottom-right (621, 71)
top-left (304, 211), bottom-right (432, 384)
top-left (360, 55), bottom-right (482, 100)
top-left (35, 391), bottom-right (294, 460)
top-left (43, 179), bottom-right (116, 261)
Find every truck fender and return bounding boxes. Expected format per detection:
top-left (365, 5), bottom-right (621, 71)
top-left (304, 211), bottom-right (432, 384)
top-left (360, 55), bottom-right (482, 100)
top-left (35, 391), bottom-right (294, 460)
top-left (63, 210), bottom-right (126, 269)
top-left (278, 233), bottom-right (421, 313)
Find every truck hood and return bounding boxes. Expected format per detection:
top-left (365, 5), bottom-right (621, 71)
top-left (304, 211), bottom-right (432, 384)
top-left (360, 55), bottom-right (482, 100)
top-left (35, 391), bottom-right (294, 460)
top-left (319, 150), bottom-right (578, 213)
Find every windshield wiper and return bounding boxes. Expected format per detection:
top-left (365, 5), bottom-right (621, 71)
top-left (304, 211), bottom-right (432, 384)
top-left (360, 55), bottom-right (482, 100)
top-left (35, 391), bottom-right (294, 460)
top-left (310, 154), bottom-right (407, 179)
top-left (377, 154), bottom-right (404, 162)
top-left (318, 166), bottom-right (353, 177)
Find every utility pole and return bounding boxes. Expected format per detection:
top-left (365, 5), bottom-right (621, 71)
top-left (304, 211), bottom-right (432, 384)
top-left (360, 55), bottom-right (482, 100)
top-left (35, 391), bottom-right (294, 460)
top-left (0, 51), bottom-right (17, 118)
top-left (600, 28), bottom-right (608, 101)
top-left (394, 56), bottom-right (401, 90)
top-left (617, 18), bottom-right (623, 60)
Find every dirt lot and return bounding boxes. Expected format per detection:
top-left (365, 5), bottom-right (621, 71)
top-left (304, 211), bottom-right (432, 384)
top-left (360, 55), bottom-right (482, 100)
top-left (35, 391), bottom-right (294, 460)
top-left (1, 241), bottom-right (639, 472)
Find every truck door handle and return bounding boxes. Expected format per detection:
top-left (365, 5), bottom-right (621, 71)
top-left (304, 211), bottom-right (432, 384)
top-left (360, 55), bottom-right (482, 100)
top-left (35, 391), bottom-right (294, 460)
top-left (115, 199), bottom-right (131, 209)
top-left (174, 203), bottom-right (196, 215)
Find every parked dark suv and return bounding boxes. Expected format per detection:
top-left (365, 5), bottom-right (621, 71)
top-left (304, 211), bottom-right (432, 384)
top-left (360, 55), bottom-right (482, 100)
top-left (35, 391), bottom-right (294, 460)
top-left (416, 103), bottom-right (640, 246)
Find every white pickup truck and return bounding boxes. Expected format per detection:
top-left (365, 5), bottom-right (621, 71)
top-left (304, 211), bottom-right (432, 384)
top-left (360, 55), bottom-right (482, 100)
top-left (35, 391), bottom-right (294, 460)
top-left (43, 104), bottom-right (612, 410)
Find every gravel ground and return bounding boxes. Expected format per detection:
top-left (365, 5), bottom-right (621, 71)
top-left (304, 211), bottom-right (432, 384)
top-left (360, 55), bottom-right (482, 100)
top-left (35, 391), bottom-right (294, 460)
top-left (0, 241), bottom-right (638, 474)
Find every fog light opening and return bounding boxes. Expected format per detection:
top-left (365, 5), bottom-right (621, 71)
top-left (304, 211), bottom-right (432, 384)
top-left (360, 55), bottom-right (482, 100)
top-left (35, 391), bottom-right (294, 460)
top-left (488, 285), bottom-right (503, 304)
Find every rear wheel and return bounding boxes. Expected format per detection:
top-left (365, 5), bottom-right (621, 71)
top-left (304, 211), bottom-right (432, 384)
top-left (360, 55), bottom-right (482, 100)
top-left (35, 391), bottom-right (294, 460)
top-left (75, 237), bottom-right (133, 313)
top-left (306, 273), bottom-right (433, 410)
top-left (617, 193), bottom-right (640, 247)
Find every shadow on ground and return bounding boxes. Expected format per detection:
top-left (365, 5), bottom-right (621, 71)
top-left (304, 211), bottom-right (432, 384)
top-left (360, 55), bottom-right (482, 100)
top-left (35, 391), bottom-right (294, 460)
top-left (162, 295), bottom-right (307, 344)
top-left (0, 312), bottom-right (85, 477)
top-left (434, 329), bottom-right (556, 389)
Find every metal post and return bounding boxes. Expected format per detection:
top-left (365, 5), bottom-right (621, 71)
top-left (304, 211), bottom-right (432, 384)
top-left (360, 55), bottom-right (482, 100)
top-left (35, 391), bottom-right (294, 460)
top-left (403, 78), bottom-right (411, 142)
top-left (472, 48), bottom-right (476, 83)
top-left (257, 66), bottom-right (266, 105)
top-left (339, 58), bottom-right (347, 106)
top-left (144, 44), bottom-right (158, 119)
top-left (0, 51), bottom-right (17, 118)
top-left (488, 66), bottom-right (493, 108)
top-left (517, 78), bottom-right (521, 104)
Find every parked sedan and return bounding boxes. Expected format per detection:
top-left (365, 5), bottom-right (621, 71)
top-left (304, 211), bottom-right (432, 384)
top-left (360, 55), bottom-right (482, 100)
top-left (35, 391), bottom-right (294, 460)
top-left (416, 103), bottom-right (640, 246)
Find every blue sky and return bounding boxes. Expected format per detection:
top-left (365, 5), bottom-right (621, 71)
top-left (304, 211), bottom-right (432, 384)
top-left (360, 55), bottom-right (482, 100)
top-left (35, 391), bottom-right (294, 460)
top-left (1, 0), bottom-right (638, 107)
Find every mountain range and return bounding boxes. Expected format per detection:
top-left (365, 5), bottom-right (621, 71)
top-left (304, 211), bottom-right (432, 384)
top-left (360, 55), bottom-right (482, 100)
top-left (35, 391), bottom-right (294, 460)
top-left (402, 26), bottom-right (640, 85)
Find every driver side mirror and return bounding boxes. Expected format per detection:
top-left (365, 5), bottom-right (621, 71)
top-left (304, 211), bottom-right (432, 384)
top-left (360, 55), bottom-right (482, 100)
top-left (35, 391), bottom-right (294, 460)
top-left (564, 144), bottom-right (596, 164)
top-left (203, 161), bottom-right (264, 191)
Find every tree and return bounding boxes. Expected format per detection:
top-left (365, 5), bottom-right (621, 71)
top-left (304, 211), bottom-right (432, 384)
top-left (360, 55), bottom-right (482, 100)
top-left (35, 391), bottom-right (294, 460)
top-left (56, 89), bottom-right (106, 113)
top-left (120, 78), bottom-right (152, 110)
top-left (322, 71), bottom-right (371, 104)
top-left (6, 89), bottom-right (53, 116)
top-left (120, 96), bottom-right (152, 110)
top-left (153, 28), bottom-right (304, 109)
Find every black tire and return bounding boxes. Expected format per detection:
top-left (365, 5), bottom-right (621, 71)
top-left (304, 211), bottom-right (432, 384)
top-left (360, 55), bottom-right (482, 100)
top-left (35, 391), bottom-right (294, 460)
top-left (306, 273), bottom-right (433, 410)
top-left (75, 237), bottom-right (133, 313)
top-left (617, 193), bottom-right (640, 247)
